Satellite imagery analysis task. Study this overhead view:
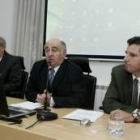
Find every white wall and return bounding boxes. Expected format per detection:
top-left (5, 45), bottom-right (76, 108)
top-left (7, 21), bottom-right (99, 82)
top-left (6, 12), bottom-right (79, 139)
top-left (90, 59), bottom-right (123, 86)
top-left (0, 0), bottom-right (16, 54)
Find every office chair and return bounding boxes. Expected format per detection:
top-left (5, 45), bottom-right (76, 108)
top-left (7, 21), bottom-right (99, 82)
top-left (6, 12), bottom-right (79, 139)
top-left (68, 57), bottom-right (97, 110)
top-left (8, 56), bottom-right (28, 99)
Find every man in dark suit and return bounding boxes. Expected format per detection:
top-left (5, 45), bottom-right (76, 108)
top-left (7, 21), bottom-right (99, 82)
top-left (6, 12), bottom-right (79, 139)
top-left (0, 36), bottom-right (21, 95)
top-left (103, 36), bottom-right (140, 123)
top-left (26, 38), bottom-right (86, 108)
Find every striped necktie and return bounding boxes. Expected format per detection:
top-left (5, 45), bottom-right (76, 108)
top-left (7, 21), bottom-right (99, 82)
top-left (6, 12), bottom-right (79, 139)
top-left (48, 68), bottom-right (55, 91)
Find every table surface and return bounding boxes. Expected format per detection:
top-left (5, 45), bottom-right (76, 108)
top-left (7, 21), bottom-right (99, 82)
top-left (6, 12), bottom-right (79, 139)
top-left (0, 97), bottom-right (140, 140)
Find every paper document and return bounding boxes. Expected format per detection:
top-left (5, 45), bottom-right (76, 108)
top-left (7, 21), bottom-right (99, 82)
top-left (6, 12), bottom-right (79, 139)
top-left (10, 101), bottom-right (43, 110)
top-left (63, 109), bottom-right (104, 122)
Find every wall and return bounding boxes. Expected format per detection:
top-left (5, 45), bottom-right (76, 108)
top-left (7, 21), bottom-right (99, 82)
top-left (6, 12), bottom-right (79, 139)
top-left (0, 0), bottom-right (124, 110)
top-left (90, 59), bottom-right (123, 86)
top-left (0, 0), bottom-right (16, 53)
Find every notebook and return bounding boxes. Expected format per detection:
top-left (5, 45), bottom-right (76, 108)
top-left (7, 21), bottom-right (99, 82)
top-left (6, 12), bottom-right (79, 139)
top-left (0, 74), bottom-right (35, 120)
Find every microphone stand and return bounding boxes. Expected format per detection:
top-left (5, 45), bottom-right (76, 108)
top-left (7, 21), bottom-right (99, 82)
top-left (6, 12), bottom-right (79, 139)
top-left (36, 91), bottom-right (58, 121)
top-left (43, 90), bottom-right (51, 111)
top-left (36, 63), bottom-right (58, 121)
top-left (43, 62), bottom-right (52, 111)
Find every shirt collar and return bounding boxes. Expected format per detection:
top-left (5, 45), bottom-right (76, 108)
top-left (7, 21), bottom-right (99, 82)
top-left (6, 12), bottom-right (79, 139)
top-left (0, 57), bottom-right (2, 61)
top-left (51, 65), bottom-right (60, 74)
top-left (132, 75), bottom-right (140, 82)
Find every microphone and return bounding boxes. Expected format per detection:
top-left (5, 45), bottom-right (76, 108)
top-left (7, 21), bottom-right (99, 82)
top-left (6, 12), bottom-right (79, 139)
top-left (36, 61), bottom-right (58, 121)
top-left (44, 61), bottom-right (51, 111)
top-left (43, 90), bottom-right (50, 111)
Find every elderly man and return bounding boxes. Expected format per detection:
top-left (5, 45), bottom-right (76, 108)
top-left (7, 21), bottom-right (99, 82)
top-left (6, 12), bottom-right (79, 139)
top-left (26, 38), bottom-right (86, 108)
top-left (103, 36), bottom-right (140, 123)
top-left (0, 36), bottom-right (21, 95)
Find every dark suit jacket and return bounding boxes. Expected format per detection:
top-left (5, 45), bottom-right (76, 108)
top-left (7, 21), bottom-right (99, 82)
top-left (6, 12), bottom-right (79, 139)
top-left (0, 51), bottom-right (21, 94)
top-left (103, 64), bottom-right (136, 114)
top-left (26, 59), bottom-right (86, 108)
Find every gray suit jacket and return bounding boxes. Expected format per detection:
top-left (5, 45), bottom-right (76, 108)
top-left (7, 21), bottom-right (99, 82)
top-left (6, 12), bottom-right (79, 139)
top-left (103, 64), bottom-right (136, 113)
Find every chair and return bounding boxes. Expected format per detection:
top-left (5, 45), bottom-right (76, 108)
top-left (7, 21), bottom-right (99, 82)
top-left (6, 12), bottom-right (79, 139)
top-left (68, 57), bottom-right (92, 74)
top-left (9, 56), bottom-right (28, 99)
top-left (68, 57), bottom-right (97, 110)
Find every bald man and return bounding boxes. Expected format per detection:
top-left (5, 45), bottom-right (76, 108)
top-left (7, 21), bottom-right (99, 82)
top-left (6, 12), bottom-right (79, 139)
top-left (26, 38), bottom-right (86, 108)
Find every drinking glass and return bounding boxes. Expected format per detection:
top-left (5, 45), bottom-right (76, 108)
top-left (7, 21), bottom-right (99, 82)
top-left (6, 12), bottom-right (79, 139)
top-left (108, 116), bottom-right (125, 137)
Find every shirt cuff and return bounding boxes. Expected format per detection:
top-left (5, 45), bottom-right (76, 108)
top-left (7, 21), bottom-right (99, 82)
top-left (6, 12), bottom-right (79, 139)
top-left (50, 96), bottom-right (55, 107)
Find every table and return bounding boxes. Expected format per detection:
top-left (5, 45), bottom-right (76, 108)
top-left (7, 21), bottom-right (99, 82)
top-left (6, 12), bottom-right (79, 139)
top-left (0, 97), bottom-right (140, 140)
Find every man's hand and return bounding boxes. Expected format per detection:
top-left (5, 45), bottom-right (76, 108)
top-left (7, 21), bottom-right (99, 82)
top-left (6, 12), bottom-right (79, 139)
top-left (37, 93), bottom-right (46, 105)
top-left (36, 90), bottom-right (52, 105)
top-left (110, 109), bottom-right (133, 123)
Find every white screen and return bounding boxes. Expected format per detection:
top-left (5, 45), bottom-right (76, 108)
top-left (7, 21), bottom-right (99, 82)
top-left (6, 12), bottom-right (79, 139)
top-left (46, 0), bottom-right (140, 57)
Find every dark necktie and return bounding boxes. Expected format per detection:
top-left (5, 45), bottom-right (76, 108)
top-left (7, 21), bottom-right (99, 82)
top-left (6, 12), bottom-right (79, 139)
top-left (48, 68), bottom-right (55, 91)
top-left (131, 78), bottom-right (139, 107)
top-left (138, 95), bottom-right (140, 108)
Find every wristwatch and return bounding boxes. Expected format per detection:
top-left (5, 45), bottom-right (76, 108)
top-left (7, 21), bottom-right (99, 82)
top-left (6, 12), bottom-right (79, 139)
top-left (132, 109), bottom-right (140, 123)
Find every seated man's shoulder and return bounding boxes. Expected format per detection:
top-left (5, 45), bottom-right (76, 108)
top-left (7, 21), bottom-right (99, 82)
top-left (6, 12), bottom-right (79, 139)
top-left (67, 59), bottom-right (83, 73)
top-left (4, 52), bottom-right (19, 64)
top-left (112, 64), bottom-right (130, 77)
top-left (65, 60), bottom-right (83, 82)
top-left (33, 59), bottom-right (46, 66)
top-left (113, 64), bottom-right (125, 72)
top-left (31, 59), bottom-right (47, 71)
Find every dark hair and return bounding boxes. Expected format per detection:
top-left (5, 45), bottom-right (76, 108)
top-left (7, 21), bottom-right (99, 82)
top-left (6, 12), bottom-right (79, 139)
top-left (127, 36), bottom-right (140, 46)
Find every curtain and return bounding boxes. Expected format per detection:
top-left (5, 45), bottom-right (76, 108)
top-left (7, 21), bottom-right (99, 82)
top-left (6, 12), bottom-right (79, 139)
top-left (13, 0), bottom-right (45, 72)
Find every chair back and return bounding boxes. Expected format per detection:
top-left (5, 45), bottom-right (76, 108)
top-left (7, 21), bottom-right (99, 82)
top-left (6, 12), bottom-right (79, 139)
top-left (68, 57), bottom-right (92, 74)
top-left (83, 75), bottom-right (97, 109)
top-left (68, 56), bottom-right (97, 109)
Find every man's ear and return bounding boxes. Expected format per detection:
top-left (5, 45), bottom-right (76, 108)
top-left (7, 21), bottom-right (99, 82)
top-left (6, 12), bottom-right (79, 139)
top-left (63, 52), bottom-right (66, 58)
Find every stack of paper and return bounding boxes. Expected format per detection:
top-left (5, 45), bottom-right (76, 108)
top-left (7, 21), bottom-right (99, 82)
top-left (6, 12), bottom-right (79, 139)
top-left (63, 109), bottom-right (104, 122)
top-left (10, 101), bottom-right (43, 110)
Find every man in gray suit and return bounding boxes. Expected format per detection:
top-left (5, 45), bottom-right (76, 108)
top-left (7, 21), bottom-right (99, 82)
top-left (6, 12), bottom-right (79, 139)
top-left (103, 36), bottom-right (140, 123)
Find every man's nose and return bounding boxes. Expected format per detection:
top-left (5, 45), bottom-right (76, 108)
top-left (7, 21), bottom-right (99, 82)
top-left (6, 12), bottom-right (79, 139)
top-left (48, 50), bottom-right (53, 56)
top-left (124, 54), bottom-right (129, 61)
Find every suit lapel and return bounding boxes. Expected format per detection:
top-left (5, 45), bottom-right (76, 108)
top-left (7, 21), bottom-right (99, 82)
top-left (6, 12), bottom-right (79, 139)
top-left (39, 62), bottom-right (49, 90)
top-left (0, 52), bottom-right (8, 72)
top-left (51, 60), bottom-right (67, 92)
top-left (0, 59), bottom-right (5, 72)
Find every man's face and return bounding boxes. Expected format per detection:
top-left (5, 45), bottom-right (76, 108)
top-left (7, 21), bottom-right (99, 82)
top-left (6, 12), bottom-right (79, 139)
top-left (44, 39), bottom-right (66, 68)
top-left (124, 44), bottom-right (140, 77)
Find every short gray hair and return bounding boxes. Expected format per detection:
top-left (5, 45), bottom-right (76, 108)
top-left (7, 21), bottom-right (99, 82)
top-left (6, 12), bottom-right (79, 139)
top-left (0, 36), bottom-right (6, 48)
top-left (60, 40), bottom-right (67, 53)
top-left (44, 38), bottom-right (67, 53)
